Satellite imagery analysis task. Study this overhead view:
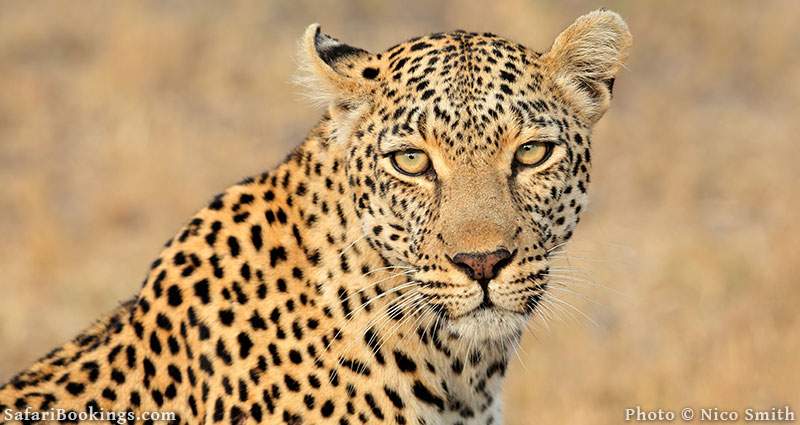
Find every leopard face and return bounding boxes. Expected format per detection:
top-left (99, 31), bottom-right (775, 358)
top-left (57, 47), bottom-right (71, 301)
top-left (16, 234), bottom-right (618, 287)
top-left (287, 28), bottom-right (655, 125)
top-left (299, 11), bottom-right (631, 343)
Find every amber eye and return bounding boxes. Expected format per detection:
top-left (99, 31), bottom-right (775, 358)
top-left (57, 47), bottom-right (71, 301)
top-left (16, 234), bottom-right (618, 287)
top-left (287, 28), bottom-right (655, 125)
top-left (390, 149), bottom-right (431, 176)
top-left (514, 141), bottom-right (554, 167)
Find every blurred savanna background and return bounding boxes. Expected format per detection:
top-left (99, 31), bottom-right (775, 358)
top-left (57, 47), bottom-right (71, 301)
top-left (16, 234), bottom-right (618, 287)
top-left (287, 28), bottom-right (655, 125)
top-left (1, 1), bottom-right (799, 423)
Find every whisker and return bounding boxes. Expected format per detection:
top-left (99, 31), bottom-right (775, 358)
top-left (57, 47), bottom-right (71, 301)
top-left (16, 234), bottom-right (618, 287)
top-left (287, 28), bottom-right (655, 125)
top-left (323, 282), bottom-right (419, 354)
top-left (340, 271), bottom-right (417, 305)
top-left (547, 284), bottom-right (603, 305)
top-left (338, 232), bottom-right (370, 258)
top-left (543, 294), bottom-right (598, 328)
top-left (373, 295), bottom-right (428, 354)
top-left (546, 241), bottom-right (571, 253)
top-left (329, 290), bottom-right (422, 380)
top-left (362, 265), bottom-right (415, 276)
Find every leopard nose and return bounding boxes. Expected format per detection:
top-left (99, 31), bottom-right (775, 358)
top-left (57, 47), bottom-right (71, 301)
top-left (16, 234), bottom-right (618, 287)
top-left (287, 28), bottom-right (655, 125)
top-left (449, 248), bottom-right (514, 281)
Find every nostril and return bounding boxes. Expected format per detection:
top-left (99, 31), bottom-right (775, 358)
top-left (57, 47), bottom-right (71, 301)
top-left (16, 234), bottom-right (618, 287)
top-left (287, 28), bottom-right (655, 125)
top-left (490, 249), bottom-right (515, 277)
top-left (449, 248), bottom-right (515, 281)
top-left (447, 254), bottom-right (479, 280)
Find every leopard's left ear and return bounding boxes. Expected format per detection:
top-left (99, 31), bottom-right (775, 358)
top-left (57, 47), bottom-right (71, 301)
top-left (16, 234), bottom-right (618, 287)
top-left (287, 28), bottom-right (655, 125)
top-left (543, 9), bottom-right (632, 123)
top-left (296, 24), bottom-right (380, 109)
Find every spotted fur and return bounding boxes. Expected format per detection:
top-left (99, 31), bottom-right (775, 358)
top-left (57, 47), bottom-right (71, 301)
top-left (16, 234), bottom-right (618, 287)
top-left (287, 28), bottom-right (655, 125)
top-left (0, 10), bottom-right (631, 425)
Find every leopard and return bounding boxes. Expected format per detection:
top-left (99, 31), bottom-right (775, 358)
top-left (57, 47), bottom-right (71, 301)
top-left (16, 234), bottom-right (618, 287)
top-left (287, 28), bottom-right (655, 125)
top-left (0, 9), bottom-right (631, 425)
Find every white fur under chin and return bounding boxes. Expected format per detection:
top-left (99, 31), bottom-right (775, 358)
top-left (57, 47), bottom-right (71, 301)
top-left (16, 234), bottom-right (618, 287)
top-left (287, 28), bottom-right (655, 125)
top-left (445, 308), bottom-right (528, 343)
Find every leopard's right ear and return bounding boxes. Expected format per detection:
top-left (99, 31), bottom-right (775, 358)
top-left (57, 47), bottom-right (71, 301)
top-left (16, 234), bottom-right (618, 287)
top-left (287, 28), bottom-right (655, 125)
top-left (295, 24), bottom-right (381, 108)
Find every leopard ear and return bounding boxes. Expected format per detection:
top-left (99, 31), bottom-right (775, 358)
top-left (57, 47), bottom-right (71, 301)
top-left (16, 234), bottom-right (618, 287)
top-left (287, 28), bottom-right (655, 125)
top-left (296, 24), bottom-right (379, 108)
top-left (543, 9), bottom-right (632, 123)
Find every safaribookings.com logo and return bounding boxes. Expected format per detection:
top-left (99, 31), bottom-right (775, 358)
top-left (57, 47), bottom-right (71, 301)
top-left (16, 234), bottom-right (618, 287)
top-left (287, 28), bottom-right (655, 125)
top-left (4, 406), bottom-right (176, 424)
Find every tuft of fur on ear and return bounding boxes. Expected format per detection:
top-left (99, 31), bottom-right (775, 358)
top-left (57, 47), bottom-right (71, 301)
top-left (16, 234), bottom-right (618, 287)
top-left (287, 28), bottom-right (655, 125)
top-left (294, 24), bottom-right (377, 109)
top-left (543, 9), bottom-right (632, 123)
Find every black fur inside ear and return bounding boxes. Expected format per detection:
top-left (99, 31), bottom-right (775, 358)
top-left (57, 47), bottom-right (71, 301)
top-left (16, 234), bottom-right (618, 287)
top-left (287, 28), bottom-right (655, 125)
top-left (575, 77), bottom-right (616, 105)
top-left (604, 78), bottom-right (615, 95)
top-left (314, 27), bottom-right (368, 68)
top-left (576, 79), bottom-right (601, 102)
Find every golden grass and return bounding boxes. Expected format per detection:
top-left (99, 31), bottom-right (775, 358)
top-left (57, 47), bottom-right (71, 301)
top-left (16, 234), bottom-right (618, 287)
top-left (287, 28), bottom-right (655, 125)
top-left (1, 1), bottom-right (798, 422)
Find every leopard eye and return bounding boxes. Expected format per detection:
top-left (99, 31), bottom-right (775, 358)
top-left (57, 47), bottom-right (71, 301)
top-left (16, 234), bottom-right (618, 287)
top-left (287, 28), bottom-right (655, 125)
top-left (514, 141), bottom-right (554, 167)
top-left (390, 149), bottom-right (431, 176)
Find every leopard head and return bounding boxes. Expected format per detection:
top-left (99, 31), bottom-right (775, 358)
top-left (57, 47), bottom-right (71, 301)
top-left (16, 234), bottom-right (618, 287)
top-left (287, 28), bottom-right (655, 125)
top-left (299, 10), bottom-right (631, 342)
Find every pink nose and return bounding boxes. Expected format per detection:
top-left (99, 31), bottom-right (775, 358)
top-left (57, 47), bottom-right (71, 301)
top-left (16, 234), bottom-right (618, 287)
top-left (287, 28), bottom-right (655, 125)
top-left (449, 248), bottom-right (514, 281)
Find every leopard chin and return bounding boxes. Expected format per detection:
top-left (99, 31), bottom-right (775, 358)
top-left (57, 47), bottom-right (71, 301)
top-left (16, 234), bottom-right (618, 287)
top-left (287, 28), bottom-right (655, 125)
top-left (444, 307), bottom-right (529, 343)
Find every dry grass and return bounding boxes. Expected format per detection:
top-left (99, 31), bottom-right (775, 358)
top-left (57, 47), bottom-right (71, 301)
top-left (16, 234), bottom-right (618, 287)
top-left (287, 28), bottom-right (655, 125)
top-left (1, 1), bottom-right (798, 423)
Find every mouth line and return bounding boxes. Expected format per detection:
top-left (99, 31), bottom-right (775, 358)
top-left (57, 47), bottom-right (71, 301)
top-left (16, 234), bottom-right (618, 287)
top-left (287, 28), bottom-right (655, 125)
top-left (417, 277), bottom-right (548, 313)
top-left (448, 304), bottom-right (525, 321)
